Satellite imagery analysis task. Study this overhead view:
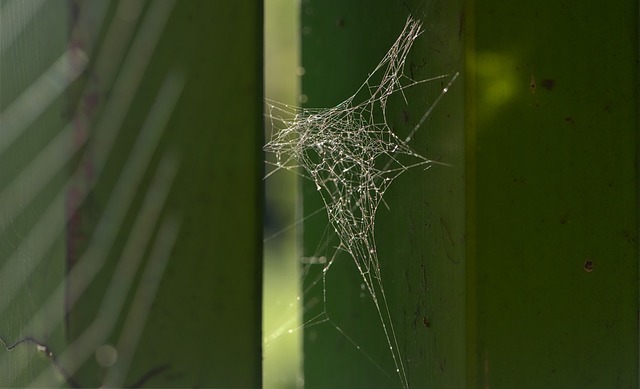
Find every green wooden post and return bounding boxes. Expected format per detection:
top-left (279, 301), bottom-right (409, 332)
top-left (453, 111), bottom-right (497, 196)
top-left (1, 1), bottom-right (262, 387)
top-left (301, 0), bottom-right (638, 388)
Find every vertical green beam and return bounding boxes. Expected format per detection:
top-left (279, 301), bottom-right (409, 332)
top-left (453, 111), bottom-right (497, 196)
top-left (0, 0), bottom-right (261, 387)
top-left (301, 0), bottom-right (465, 388)
top-left (2, 0), bottom-right (263, 387)
top-left (466, 0), bottom-right (639, 387)
top-left (66, 1), bottom-right (263, 387)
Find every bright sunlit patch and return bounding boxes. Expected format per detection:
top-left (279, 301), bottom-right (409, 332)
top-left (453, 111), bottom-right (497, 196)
top-left (475, 51), bottom-right (518, 114)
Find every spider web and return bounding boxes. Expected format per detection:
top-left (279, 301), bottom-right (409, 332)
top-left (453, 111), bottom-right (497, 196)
top-left (264, 16), bottom-right (457, 389)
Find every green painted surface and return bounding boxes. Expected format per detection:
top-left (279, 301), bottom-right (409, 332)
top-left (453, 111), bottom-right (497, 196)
top-left (68, 1), bottom-right (263, 387)
top-left (466, 1), bottom-right (639, 387)
top-left (302, 0), bottom-right (638, 388)
top-left (301, 1), bottom-right (465, 388)
top-left (0, 0), bottom-right (69, 386)
top-left (1, 1), bottom-right (262, 387)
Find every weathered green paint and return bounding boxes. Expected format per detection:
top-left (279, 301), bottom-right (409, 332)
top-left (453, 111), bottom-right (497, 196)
top-left (302, 0), bottom-right (638, 388)
top-left (465, 1), bottom-right (639, 387)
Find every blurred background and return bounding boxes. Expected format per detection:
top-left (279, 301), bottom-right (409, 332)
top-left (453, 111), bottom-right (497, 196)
top-left (263, 0), bottom-right (301, 388)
